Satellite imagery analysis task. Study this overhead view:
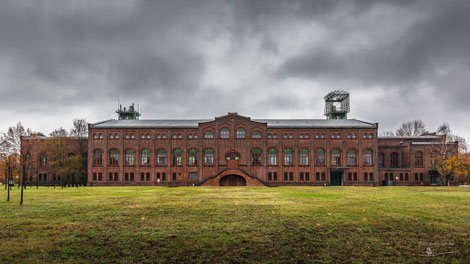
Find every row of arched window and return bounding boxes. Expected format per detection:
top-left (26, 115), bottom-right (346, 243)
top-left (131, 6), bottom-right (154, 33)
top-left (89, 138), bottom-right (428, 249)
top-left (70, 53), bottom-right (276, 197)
top-left (377, 151), bottom-right (424, 168)
top-left (93, 148), bottom-right (374, 167)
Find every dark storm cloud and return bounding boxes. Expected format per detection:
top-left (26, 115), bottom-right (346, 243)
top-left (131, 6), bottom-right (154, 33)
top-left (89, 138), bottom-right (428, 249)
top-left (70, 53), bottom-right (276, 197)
top-left (0, 0), bottom-right (469, 139)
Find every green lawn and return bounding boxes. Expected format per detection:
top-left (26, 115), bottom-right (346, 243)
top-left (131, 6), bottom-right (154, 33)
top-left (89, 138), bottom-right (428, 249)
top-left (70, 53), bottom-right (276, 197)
top-left (1, 186), bottom-right (469, 263)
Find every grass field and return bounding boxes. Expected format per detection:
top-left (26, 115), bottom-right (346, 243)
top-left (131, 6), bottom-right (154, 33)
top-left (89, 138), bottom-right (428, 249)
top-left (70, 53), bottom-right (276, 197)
top-left (1, 186), bottom-right (469, 263)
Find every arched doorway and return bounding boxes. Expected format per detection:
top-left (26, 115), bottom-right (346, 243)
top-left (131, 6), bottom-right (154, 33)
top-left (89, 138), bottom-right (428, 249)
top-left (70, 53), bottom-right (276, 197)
top-left (225, 151), bottom-right (240, 169)
top-left (219, 174), bottom-right (246, 186)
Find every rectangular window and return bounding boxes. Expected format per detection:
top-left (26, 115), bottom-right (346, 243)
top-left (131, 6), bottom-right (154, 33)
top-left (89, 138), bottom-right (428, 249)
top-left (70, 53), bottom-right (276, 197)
top-left (98, 173), bottom-right (102, 181)
top-left (353, 173), bottom-right (357, 181)
top-left (415, 173), bottom-right (418, 181)
top-left (162, 173), bottom-right (166, 181)
top-left (300, 172), bottom-right (304, 181)
top-left (130, 173), bottom-right (134, 181)
top-left (273, 172), bottom-right (277, 181)
top-left (125, 173), bottom-right (129, 181)
top-left (321, 172), bottom-right (325, 181)
top-left (172, 173), bottom-right (177, 181)
top-left (268, 172), bottom-right (272, 181)
top-left (189, 172), bottom-right (198, 181)
top-left (399, 173), bottom-right (403, 181)
top-left (114, 173), bottom-right (118, 181)
top-left (305, 172), bottom-right (309, 181)
top-left (109, 173), bottom-right (113, 181)
top-left (289, 172), bottom-right (293, 181)
top-left (316, 173), bottom-right (320, 181)
top-left (364, 173), bottom-right (368, 181)
top-left (405, 173), bottom-right (408, 181)
top-left (146, 173), bottom-right (150, 181)
top-left (284, 172), bottom-right (288, 181)
top-left (93, 173), bottom-right (97, 181)
top-left (419, 173), bottom-right (423, 181)
top-left (348, 172), bottom-right (352, 181)
top-left (43, 173), bottom-right (47, 181)
top-left (370, 173), bottom-right (373, 181)
top-left (141, 173), bottom-right (145, 181)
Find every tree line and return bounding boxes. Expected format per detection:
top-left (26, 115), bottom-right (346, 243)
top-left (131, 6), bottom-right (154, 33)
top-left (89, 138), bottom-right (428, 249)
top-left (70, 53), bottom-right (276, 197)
top-left (0, 119), bottom-right (88, 204)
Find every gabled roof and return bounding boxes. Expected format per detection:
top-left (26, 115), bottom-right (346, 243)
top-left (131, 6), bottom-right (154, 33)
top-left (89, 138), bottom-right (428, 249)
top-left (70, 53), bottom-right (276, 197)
top-left (90, 117), bottom-right (377, 129)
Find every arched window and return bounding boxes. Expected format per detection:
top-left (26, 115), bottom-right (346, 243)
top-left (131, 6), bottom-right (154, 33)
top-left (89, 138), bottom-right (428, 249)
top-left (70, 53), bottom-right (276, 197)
top-left (125, 149), bottom-right (135, 166)
top-left (99, 133), bottom-right (103, 139)
top-left (391, 152), bottom-right (399, 167)
top-left (109, 149), bottom-right (119, 166)
top-left (141, 149), bottom-right (150, 166)
top-left (252, 148), bottom-right (261, 165)
top-left (204, 148), bottom-right (214, 165)
top-left (146, 133), bottom-right (151, 139)
top-left (93, 149), bottom-right (102, 166)
top-left (347, 133), bottom-right (351, 139)
top-left (299, 148), bottom-right (309, 166)
top-left (220, 127), bottom-right (229, 138)
top-left (364, 149), bottom-right (373, 165)
top-left (252, 130), bottom-right (261, 139)
top-left (93, 133), bottom-right (98, 139)
top-left (115, 133), bottom-right (119, 139)
top-left (109, 133), bottom-right (114, 139)
top-left (347, 149), bottom-right (356, 166)
top-left (141, 133), bottom-right (146, 139)
top-left (173, 149), bottom-right (182, 166)
top-left (188, 149), bottom-right (197, 166)
top-left (378, 152), bottom-right (385, 167)
top-left (236, 128), bottom-right (245, 139)
top-left (415, 151), bottom-right (423, 167)
top-left (157, 149), bottom-right (166, 166)
top-left (204, 130), bottom-right (214, 139)
top-left (332, 149), bottom-right (341, 165)
top-left (267, 148), bottom-right (277, 166)
top-left (352, 133), bottom-right (357, 139)
top-left (315, 149), bottom-right (325, 165)
top-left (283, 149), bottom-right (293, 166)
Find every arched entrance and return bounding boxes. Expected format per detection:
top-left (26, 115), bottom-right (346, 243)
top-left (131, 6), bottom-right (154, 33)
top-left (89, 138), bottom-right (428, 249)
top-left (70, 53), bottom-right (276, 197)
top-left (219, 174), bottom-right (247, 186)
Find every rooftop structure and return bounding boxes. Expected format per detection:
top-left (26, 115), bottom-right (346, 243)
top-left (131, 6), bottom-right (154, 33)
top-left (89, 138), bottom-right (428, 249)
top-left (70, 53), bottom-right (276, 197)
top-left (324, 90), bottom-right (350, 120)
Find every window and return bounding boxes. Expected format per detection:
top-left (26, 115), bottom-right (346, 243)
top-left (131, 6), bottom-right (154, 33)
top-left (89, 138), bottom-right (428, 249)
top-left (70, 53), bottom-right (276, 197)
top-left (391, 152), bottom-right (399, 167)
top-left (114, 173), bottom-right (118, 181)
top-left (115, 133), bottom-right (119, 139)
top-left (141, 173), bottom-right (145, 181)
top-left (98, 173), bottom-right (102, 181)
top-left (405, 173), bottom-right (408, 181)
top-left (315, 133), bottom-right (319, 139)
top-left (172, 133), bottom-right (177, 139)
top-left (204, 130), bottom-right (214, 139)
top-left (321, 133), bottom-right (325, 139)
top-left (370, 173), bottom-right (374, 181)
top-left (141, 133), bottom-right (146, 139)
top-left (400, 173), bottom-right (403, 181)
top-left (273, 133), bottom-right (277, 139)
top-left (353, 173), bottom-right (357, 181)
top-left (252, 148), bottom-right (261, 165)
top-left (130, 134), bottom-right (135, 139)
top-left (125, 149), bottom-right (135, 166)
top-left (236, 128), bottom-right (245, 139)
top-left (146, 173), bottom-right (150, 181)
top-left (305, 172), bottom-right (309, 181)
top-left (419, 173), bottom-right (424, 181)
top-left (172, 173), bottom-right (177, 181)
top-left (336, 133), bottom-right (341, 139)
top-left (363, 133), bottom-right (367, 139)
top-left (316, 173), bottom-right (320, 181)
top-left (347, 133), bottom-right (351, 139)
top-left (368, 133), bottom-right (373, 139)
top-left (204, 148), bottom-right (214, 165)
top-left (188, 149), bottom-right (197, 166)
top-left (110, 133), bottom-right (114, 139)
top-left (173, 149), bottom-right (182, 166)
top-left (267, 148), bottom-right (277, 166)
top-left (178, 133), bottom-right (182, 139)
top-left (299, 148), bottom-right (309, 166)
top-left (93, 173), bottom-right (97, 181)
top-left (130, 173), bottom-right (134, 181)
top-left (415, 173), bottom-right (418, 181)
top-left (267, 133), bottom-right (272, 139)
top-left (348, 173), bottom-right (352, 181)
top-left (157, 133), bottom-right (161, 139)
top-left (162, 133), bottom-right (167, 139)
top-left (321, 172), bottom-right (325, 181)
top-left (141, 149), bottom-right (150, 166)
top-left (220, 127), bottom-right (229, 138)
top-left (147, 133), bottom-right (151, 139)
top-left (99, 133), bottom-right (103, 139)
top-left (40, 156), bottom-right (47, 168)
top-left (252, 130), bottom-right (261, 139)
top-left (331, 133), bottom-right (335, 139)
top-left (305, 133), bottom-right (309, 139)
top-left (347, 149), bottom-right (356, 166)
top-left (284, 172), bottom-right (288, 181)
top-left (415, 151), bottom-right (423, 167)
top-left (299, 133), bottom-right (304, 139)
top-left (289, 172), bottom-right (293, 181)
top-left (283, 149), bottom-right (293, 166)
top-left (93, 149), bottom-right (103, 166)
top-left (289, 133), bottom-right (293, 139)
top-left (268, 172), bottom-right (272, 181)
top-left (300, 172), bottom-right (304, 181)
top-left (93, 133), bottom-right (98, 139)
top-left (364, 173), bottom-right (368, 181)
top-left (363, 149), bottom-right (373, 166)
top-left (125, 173), bottom-right (129, 181)
top-left (109, 149), bottom-right (119, 166)
top-left (315, 149), bottom-right (325, 165)
top-left (157, 149), bottom-right (166, 166)
top-left (189, 172), bottom-right (198, 181)
top-left (352, 133), bottom-right (357, 139)
top-left (283, 133), bottom-right (288, 139)
top-left (273, 172), bottom-right (277, 181)
top-left (162, 173), bottom-right (166, 181)
top-left (331, 149), bottom-right (341, 165)
top-left (125, 133), bottom-right (129, 139)
top-left (378, 152), bottom-right (385, 167)
top-left (188, 133), bottom-right (193, 139)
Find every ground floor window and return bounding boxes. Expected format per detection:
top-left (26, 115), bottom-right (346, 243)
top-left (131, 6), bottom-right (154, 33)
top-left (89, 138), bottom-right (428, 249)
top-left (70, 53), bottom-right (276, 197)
top-left (189, 172), bottom-right (198, 181)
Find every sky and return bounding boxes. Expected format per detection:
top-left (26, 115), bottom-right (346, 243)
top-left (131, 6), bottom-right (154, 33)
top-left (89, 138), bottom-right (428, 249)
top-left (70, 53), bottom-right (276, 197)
top-left (1, 0), bottom-right (470, 140)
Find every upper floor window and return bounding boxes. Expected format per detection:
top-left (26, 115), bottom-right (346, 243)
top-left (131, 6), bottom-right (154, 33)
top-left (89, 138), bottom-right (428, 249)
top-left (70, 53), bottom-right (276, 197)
top-left (364, 149), bottom-right (373, 165)
top-left (299, 148), bottom-right (309, 166)
top-left (188, 149), bottom-right (197, 166)
top-left (125, 149), bottom-right (135, 166)
top-left (267, 148), bottom-right (277, 166)
top-left (93, 133), bottom-right (98, 139)
top-left (331, 133), bottom-right (335, 139)
top-left (283, 148), bottom-right (293, 166)
top-left (204, 130), bottom-right (214, 139)
top-left (109, 149), bottom-right (119, 166)
top-left (109, 133), bottom-right (114, 139)
top-left (220, 127), bottom-right (229, 139)
top-left (368, 133), bottom-right (373, 139)
top-left (363, 133), bottom-right (367, 139)
top-left (141, 133), bottom-right (146, 139)
top-left (147, 133), bottom-right (151, 139)
top-left (130, 134), bottom-right (135, 139)
top-left (157, 149), bottom-right (166, 166)
top-left (347, 133), bottom-right (351, 139)
top-left (125, 133), bottom-right (129, 139)
top-left (236, 128), bottom-right (245, 139)
top-left (315, 149), bottom-right (325, 165)
top-left (347, 149), bottom-right (356, 166)
top-left (391, 152), bottom-right (399, 167)
top-left (251, 148), bottom-right (261, 165)
top-left (331, 149), bottom-right (341, 165)
top-left (173, 149), bottom-right (182, 166)
top-left (40, 156), bottom-right (48, 168)
top-left (204, 148), bottom-right (214, 165)
top-left (141, 149), bottom-right (150, 166)
top-left (378, 152), bottom-right (385, 167)
top-left (115, 133), bottom-right (119, 139)
top-left (352, 133), bottom-right (357, 139)
top-left (252, 130), bottom-right (261, 139)
top-left (320, 133), bottom-right (325, 139)
top-left (99, 133), bottom-right (103, 139)
top-left (267, 133), bottom-right (272, 139)
top-left (415, 151), bottom-right (423, 167)
top-left (188, 133), bottom-right (193, 139)
top-left (93, 149), bottom-right (102, 166)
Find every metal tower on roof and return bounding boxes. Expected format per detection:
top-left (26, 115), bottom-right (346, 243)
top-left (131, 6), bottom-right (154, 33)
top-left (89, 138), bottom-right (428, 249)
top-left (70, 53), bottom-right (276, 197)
top-left (116, 103), bottom-right (141, 120)
top-left (324, 90), bottom-right (350, 119)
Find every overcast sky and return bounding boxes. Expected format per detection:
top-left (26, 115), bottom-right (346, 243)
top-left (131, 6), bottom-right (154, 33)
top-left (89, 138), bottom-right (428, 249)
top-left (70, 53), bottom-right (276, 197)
top-left (1, 0), bottom-right (470, 140)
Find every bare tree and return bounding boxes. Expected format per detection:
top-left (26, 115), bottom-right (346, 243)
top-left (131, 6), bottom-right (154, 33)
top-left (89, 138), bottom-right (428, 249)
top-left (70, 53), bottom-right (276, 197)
top-left (1, 122), bottom-right (33, 204)
top-left (432, 123), bottom-right (461, 185)
top-left (70, 118), bottom-right (88, 185)
top-left (380, 131), bottom-right (395, 136)
top-left (396, 119), bottom-right (427, 136)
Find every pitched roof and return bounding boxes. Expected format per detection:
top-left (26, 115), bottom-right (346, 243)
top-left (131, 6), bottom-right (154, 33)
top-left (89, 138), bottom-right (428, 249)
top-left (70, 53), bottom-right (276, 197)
top-left (90, 118), bottom-right (377, 129)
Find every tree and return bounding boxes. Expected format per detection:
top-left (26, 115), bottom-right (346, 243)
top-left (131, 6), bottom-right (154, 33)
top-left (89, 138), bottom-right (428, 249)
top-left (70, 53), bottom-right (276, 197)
top-left (432, 123), bottom-right (462, 186)
top-left (380, 131), bottom-right (395, 136)
top-left (70, 118), bottom-right (88, 185)
top-left (0, 122), bottom-right (33, 204)
top-left (396, 119), bottom-right (427, 136)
